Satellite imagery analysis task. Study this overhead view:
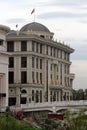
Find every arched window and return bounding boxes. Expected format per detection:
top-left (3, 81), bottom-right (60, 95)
top-left (21, 89), bottom-right (27, 94)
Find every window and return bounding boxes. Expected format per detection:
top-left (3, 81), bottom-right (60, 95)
top-left (50, 74), bottom-right (52, 80)
top-left (60, 50), bottom-right (62, 59)
top-left (7, 41), bottom-right (14, 52)
top-left (40, 59), bottom-right (42, 69)
top-left (46, 45), bottom-right (48, 55)
top-left (32, 90), bottom-right (34, 101)
top-left (32, 57), bottom-right (34, 68)
top-left (0, 40), bottom-right (3, 45)
top-left (67, 53), bottom-right (70, 61)
top-left (51, 47), bottom-right (52, 56)
top-left (50, 64), bottom-right (52, 71)
top-left (32, 41), bottom-right (35, 52)
top-left (36, 72), bottom-right (38, 83)
top-left (21, 41), bottom-right (27, 51)
top-left (40, 90), bottom-right (42, 102)
top-left (21, 89), bottom-right (27, 94)
top-left (36, 58), bottom-right (38, 69)
top-left (40, 73), bottom-right (42, 84)
top-left (57, 75), bottom-right (58, 80)
top-left (9, 71), bottom-right (14, 84)
top-left (36, 90), bottom-right (39, 102)
top-left (21, 71), bottom-right (27, 83)
top-left (36, 43), bottom-right (38, 53)
top-left (57, 66), bottom-right (59, 72)
top-left (21, 57), bottom-right (27, 68)
top-left (32, 71), bottom-right (34, 83)
top-left (40, 44), bottom-right (42, 53)
top-left (9, 57), bottom-right (14, 68)
top-left (40, 35), bottom-right (44, 38)
top-left (54, 48), bottom-right (56, 57)
top-left (57, 49), bottom-right (59, 58)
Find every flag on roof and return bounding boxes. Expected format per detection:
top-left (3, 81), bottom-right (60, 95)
top-left (16, 24), bottom-right (18, 28)
top-left (31, 8), bottom-right (35, 14)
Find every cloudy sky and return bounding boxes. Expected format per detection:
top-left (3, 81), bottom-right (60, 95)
top-left (0, 0), bottom-right (87, 90)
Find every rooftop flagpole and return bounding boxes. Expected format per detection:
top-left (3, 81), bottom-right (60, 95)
top-left (16, 24), bottom-right (19, 36)
top-left (31, 8), bottom-right (35, 22)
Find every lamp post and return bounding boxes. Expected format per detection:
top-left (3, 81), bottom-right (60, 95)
top-left (46, 60), bottom-right (48, 102)
top-left (19, 86), bottom-right (22, 105)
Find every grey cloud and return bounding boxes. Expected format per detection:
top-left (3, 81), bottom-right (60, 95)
top-left (6, 18), bottom-right (26, 23)
top-left (37, 11), bottom-right (87, 19)
top-left (37, 0), bottom-right (87, 8)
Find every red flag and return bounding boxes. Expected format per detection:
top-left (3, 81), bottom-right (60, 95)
top-left (31, 8), bottom-right (35, 14)
top-left (16, 24), bottom-right (18, 28)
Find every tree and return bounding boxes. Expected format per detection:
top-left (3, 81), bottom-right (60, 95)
top-left (66, 110), bottom-right (87, 130)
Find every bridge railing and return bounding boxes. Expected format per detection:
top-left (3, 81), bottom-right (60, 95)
top-left (10, 100), bottom-right (87, 111)
top-left (20, 100), bottom-right (87, 108)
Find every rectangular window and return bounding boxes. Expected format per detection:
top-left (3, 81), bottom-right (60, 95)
top-left (21, 71), bottom-right (27, 83)
top-left (40, 44), bottom-right (42, 53)
top-left (32, 71), bottom-right (34, 83)
top-left (0, 40), bottom-right (3, 45)
top-left (32, 41), bottom-right (35, 52)
top-left (9, 57), bottom-right (14, 68)
top-left (51, 47), bottom-right (52, 56)
top-left (46, 45), bottom-right (48, 55)
top-left (50, 64), bottom-right (52, 71)
top-left (9, 71), bottom-right (14, 84)
top-left (57, 75), bottom-right (58, 80)
top-left (21, 57), bottom-right (27, 68)
top-left (36, 72), bottom-right (38, 83)
top-left (50, 74), bottom-right (52, 80)
top-left (21, 41), bottom-right (27, 51)
top-left (36, 43), bottom-right (38, 53)
top-left (54, 48), bottom-right (56, 57)
top-left (57, 66), bottom-right (59, 72)
top-left (7, 41), bottom-right (14, 52)
top-left (60, 50), bottom-right (62, 59)
top-left (57, 49), bottom-right (59, 58)
top-left (40, 73), bottom-right (42, 84)
top-left (40, 59), bottom-right (42, 69)
top-left (36, 58), bottom-right (38, 69)
top-left (32, 57), bottom-right (34, 68)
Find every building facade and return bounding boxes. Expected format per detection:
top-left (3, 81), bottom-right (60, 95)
top-left (6, 22), bottom-right (75, 106)
top-left (0, 25), bottom-right (10, 107)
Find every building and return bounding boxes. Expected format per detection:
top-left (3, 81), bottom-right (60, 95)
top-left (0, 25), bottom-right (10, 107)
top-left (6, 22), bottom-right (75, 106)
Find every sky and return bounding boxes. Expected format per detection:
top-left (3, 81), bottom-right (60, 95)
top-left (0, 0), bottom-right (87, 90)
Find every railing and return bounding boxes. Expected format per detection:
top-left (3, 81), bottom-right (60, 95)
top-left (1, 100), bottom-right (87, 112)
top-left (17, 100), bottom-right (87, 110)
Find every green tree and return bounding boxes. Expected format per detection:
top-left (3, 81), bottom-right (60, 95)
top-left (66, 110), bottom-right (87, 130)
top-left (0, 113), bottom-right (42, 130)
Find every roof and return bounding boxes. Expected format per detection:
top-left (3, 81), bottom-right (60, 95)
top-left (20, 22), bottom-right (50, 33)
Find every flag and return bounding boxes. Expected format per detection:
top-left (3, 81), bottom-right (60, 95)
top-left (16, 24), bottom-right (18, 28)
top-left (31, 8), bottom-right (35, 14)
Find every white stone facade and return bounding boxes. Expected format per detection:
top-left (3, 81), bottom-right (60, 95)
top-left (0, 25), bottom-right (10, 107)
top-left (6, 22), bottom-right (75, 106)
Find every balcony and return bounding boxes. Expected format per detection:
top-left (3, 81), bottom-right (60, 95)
top-left (70, 73), bottom-right (75, 80)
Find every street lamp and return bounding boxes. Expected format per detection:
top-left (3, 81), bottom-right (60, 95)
top-left (20, 86), bottom-right (22, 104)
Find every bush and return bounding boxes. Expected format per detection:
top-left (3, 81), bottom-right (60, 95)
top-left (0, 113), bottom-right (41, 130)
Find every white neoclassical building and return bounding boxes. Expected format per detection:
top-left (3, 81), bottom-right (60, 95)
top-left (0, 25), bottom-right (10, 107)
top-left (6, 22), bottom-right (75, 106)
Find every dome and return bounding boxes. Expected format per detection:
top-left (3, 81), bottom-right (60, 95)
top-left (20, 22), bottom-right (50, 33)
top-left (7, 30), bottom-right (26, 36)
